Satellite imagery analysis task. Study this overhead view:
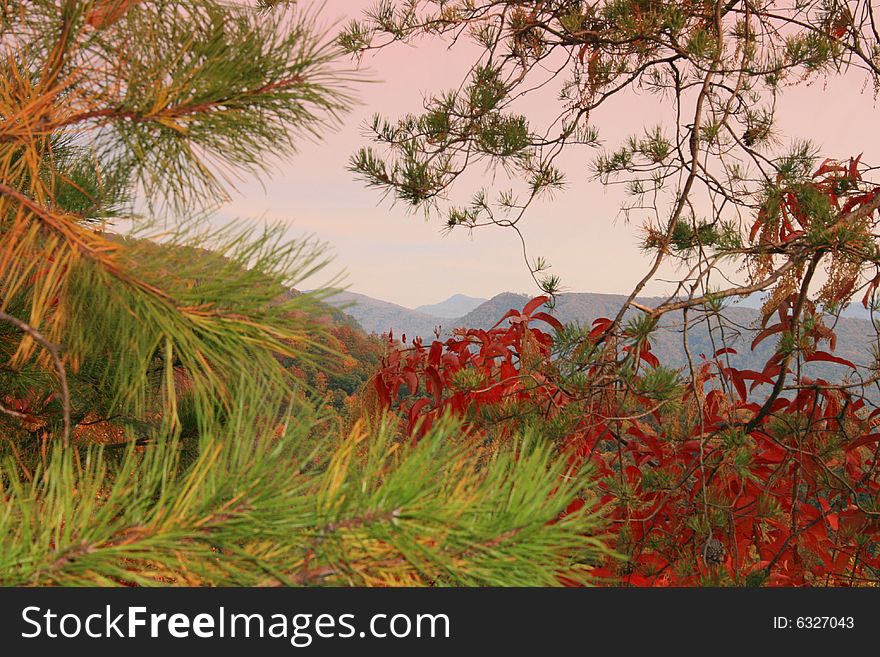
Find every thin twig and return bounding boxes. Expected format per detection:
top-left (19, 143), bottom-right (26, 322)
top-left (0, 310), bottom-right (71, 446)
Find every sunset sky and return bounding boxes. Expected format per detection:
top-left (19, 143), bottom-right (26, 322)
top-left (217, 0), bottom-right (880, 309)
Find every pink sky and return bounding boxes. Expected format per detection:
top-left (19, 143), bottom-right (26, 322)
top-left (218, 1), bottom-right (880, 308)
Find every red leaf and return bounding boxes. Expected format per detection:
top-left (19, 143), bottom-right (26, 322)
top-left (805, 351), bottom-right (855, 369)
top-left (428, 341), bottom-right (442, 367)
top-left (374, 376), bottom-right (391, 408)
top-left (849, 153), bottom-right (863, 181)
top-left (736, 369), bottom-right (775, 390)
top-left (846, 433), bottom-right (880, 452)
top-left (491, 308), bottom-right (521, 329)
top-left (425, 366), bottom-right (443, 405)
top-left (407, 398), bottom-right (431, 432)
top-left (813, 158), bottom-right (845, 179)
top-left (522, 295), bottom-right (549, 317)
top-left (724, 368), bottom-right (748, 401)
top-left (481, 342), bottom-right (510, 360)
top-left (564, 498), bottom-right (586, 515)
top-left (639, 348), bottom-right (660, 368)
top-left (86, 0), bottom-right (143, 28)
top-left (818, 498), bottom-right (839, 532)
top-left (589, 317), bottom-right (613, 341)
top-left (749, 215), bottom-right (764, 242)
top-left (752, 323), bottom-right (784, 350)
top-left (530, 311), bottom-right (563, 332)
top-left (402, 366), bottom-right (419, 395)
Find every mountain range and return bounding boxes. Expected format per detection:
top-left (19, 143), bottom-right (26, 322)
top-left (324, 290), bottom-right (879, 384)
top-left (415, 294), bottom-right (487, 318)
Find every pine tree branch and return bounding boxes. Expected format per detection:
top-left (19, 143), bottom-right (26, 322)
top-left (0, 400), bottom-right (28, 421)
top-left (49, 75), bottom-right (309, 131)
top-left (0, 310), bottom-right (71, 446)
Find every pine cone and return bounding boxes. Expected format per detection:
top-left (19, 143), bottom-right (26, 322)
top-left (703, 538), bottom-right (725, 565)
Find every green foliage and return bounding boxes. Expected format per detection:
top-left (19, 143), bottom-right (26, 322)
top-left (63, 222), bottom-right (333, 434)
top-left (1, 1), bottom-right (610, 587)
top-left (0, 411), bottom-right (609, 586)
top-left (637, 366), bottom-right (682, 401)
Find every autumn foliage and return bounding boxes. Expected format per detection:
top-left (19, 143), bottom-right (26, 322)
top-left (373, 160), bottom-right (880, 587)
top-left (375, 295), bottom-right (880, 586)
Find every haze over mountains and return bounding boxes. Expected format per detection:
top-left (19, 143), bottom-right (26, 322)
top-left (415, 294), bottom-right (487, 318)
top-left (325, 290), bottom-right (880, 383)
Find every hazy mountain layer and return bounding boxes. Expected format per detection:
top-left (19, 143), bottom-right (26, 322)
top-left (415, 294), bottom-right (488, 318)
top-left (325, 290), bottom-right (879, 385)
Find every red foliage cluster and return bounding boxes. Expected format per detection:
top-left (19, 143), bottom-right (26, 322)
top-left (750, 155), bottom-right (877, 247)
top-left (373, 295), bottom-right (880, 586)
top-left (373, 296), bottom-right (561, 441)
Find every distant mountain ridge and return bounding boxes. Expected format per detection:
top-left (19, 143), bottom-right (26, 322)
top-left (416, 294), bottom-right (487, 318)
top-left (324, 289), bottom-right (878, 383)
top-left (324, 290), bottom-right (444, 338)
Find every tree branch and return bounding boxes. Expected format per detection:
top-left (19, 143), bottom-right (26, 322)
top-left (0, 310), bottom-right (71, 446)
